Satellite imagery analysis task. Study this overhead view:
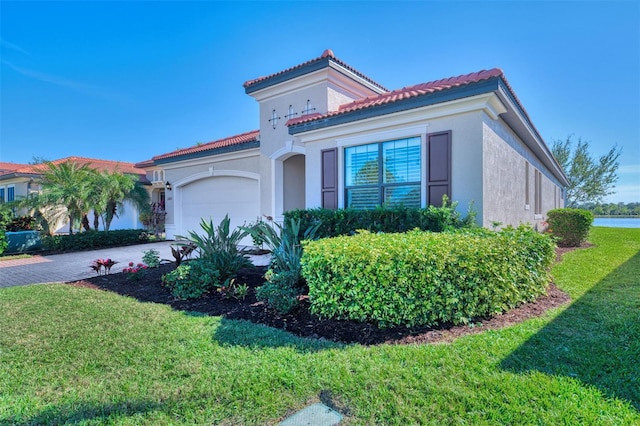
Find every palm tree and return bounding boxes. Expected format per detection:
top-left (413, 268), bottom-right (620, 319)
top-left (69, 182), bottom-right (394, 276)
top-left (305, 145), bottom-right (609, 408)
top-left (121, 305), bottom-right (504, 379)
top-left (38, 161), bottom-right (94, 235)
top-left (98, 171), bottom-right (150, 231)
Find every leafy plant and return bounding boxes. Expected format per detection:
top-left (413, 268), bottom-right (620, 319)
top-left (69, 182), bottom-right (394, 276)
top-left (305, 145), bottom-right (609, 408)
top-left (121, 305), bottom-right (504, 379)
top-left (170, 243), bottom-right (195, 267)
top-left (90, 258), bottom-right (119, 276)
top-left (547, 208), bottom-right (594, 247)
top-left (5, 216), bottom-right (38, 232)
top-left (161, 259), bottom-right (220, 300)
top-left (218, 278), bottom-right (249, 301)
top-left (0, 204), bottom-right (11, 255)
top-left (123, 262), bottom-right (149, 281)
top-left (179, 215), bottom-right (251, 283)
top-left (142, 248), bottom-right (160, 268)
top-left (242, 217), bottom-right (319, 313)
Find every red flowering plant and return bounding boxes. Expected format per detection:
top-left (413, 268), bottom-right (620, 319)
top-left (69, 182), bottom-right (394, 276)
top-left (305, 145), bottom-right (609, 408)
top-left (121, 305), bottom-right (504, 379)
top-left (90, 258), bottom-right (119, 276)
top-left (122, 262), bottom-right (149, 281)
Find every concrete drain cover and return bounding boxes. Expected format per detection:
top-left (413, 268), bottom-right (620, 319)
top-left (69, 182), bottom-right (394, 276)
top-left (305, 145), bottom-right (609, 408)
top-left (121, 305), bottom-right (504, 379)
top-left (279, 402), bottom-right (342, 425)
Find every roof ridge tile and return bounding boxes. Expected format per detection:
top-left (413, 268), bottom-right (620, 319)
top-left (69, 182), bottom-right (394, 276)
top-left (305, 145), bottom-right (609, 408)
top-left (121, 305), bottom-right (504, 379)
top-left (243, 49), bottom-right (388, 92)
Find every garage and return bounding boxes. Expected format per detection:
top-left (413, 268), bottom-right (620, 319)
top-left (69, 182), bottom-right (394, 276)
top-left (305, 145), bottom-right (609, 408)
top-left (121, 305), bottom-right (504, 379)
top-left (178, 176), bottom-right (260, 244)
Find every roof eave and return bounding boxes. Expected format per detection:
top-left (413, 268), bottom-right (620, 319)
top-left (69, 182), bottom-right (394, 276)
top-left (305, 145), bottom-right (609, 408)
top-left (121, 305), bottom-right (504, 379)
top-left (244, 58), bottom-right (331, 95)
top-left (152, 141), bottom-right (260, 165)
top-left (495, 80), bottom-right (570, 187)
top-left (0, 172), bottom-right (40, 181)
top-left (288, 78), bottom-right (501, 135)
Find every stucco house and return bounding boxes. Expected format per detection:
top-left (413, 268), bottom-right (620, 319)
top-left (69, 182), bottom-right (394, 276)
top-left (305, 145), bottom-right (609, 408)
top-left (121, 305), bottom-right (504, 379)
top-left (0, 157), bottom-right (148, 233)
top-left (137, 49), bottom-right (568, 240)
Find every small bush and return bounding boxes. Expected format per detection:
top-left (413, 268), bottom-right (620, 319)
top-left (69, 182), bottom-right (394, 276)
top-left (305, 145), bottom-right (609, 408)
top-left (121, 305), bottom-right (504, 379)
top-left (547, 208), bottom-right (593, 247)
top-left (161, 259), bottom-right (220, 300)
top-left (6, 216), bottom-right (38, 232)
top-left (302, 226), bottom-right (555, 328)
top-left (255, 270), bottom-right (302, 314)
top-left (42, 229), bottom-right (149, 252)
top-left (142, 249), bottom-right (160, 268)
top-left (123, 262), bottom-right (149, 281)
top-left (285, 200), bottom-right (475, 240)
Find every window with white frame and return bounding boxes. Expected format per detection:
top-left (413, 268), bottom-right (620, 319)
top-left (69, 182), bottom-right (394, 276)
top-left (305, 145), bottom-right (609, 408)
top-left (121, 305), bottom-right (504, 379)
top-left (7, 186), bottom-right (14, 202)
top-left (153, 170), bottom-right (164, 183)
top-left (0, 187), bottom-right (4, 203)
top-left (345, 136), bottom-right (421, 209)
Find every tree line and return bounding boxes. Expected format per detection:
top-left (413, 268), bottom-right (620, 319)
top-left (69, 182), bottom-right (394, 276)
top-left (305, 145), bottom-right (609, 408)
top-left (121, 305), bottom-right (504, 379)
top-left (575, 202), bottom-right (640, 217)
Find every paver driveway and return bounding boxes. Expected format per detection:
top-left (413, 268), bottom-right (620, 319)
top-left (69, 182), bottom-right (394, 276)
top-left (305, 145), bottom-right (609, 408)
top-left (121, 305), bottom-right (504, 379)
top-left (0, 241), bottom-right (175, 288)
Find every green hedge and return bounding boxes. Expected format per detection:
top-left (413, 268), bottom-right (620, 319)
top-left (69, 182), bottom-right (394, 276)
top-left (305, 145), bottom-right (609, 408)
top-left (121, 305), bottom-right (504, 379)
top-left (42, 229), bottom-right (150, 252)
top-left (285, 203), bottom-right (475, 240)
top-left (301, 226), bottom-right (555, 328)
top-left (547, 208), bottom-right (593, 247)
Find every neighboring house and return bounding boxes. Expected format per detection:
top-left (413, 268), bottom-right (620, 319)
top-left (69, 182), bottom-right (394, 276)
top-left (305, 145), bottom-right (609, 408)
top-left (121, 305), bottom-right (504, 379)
top-left (0, 157), bottom-right (149, 233)
top-left (137, 49), bottom-right (568, 240)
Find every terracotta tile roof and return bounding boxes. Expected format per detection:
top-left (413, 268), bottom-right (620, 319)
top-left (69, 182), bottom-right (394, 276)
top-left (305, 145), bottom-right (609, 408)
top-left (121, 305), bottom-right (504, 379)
top-left (287, 68), bottom-right (515, 127)
top-left (0, 157), bottom-right (145, 177)
top-left (244, 49), bottom-right (388, 92)
top-left (0, 162), bottom-right (26, 174)
top-left (139, 130), bottom-right (260, 165)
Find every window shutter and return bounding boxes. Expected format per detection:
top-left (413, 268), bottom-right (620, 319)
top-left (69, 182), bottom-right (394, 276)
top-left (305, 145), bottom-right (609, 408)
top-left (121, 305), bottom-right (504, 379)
top-left (427, 131), bottom-right (451, 207)
top-left (321, 148), bottom-right (338, 209)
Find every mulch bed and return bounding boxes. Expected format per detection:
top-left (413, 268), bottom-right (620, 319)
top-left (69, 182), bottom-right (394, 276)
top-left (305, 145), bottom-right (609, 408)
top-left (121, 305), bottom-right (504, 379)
top-left (69, 246), bottom-right (581, 345)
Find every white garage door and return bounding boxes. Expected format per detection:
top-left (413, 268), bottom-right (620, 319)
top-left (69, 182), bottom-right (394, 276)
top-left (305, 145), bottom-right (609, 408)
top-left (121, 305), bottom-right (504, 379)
top-left (180, 176), bottom-right (259, 244)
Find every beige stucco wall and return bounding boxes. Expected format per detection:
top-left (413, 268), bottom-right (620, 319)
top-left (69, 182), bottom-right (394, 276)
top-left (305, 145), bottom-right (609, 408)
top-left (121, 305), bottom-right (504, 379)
top-left (0, 178), bottom-right (30, 201)
top-left (160, 150), bottom-right (261, 230)
top-left (298, 106), bottom-right (486, 223)
top-left (482, 115), bottom-right (564, 229)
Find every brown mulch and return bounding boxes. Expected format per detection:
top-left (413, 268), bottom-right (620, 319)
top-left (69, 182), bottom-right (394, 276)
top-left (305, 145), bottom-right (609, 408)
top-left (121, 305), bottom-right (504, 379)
top-left (69, 246), bottom-right (582, 345)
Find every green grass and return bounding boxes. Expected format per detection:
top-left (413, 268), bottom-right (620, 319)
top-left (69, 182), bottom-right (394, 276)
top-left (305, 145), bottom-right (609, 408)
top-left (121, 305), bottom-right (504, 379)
top-left (0, 253), bottom-right (32, 261)
top-left (0, 227), bottom-right (638, 425)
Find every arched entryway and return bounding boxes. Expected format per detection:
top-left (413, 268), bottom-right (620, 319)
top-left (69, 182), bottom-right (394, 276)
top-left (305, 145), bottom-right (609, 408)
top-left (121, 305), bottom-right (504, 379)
top-left (283, 154), bottom-right (306, 213)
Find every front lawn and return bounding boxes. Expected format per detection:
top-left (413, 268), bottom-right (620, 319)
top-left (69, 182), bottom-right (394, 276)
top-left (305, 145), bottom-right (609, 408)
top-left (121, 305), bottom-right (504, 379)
top-left (0, 227), bottom-right (638, 424)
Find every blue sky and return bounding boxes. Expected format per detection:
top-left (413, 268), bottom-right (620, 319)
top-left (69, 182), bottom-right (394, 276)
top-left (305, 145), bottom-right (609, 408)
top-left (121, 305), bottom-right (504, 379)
top-left (1, 1), bottom-right (638, 203)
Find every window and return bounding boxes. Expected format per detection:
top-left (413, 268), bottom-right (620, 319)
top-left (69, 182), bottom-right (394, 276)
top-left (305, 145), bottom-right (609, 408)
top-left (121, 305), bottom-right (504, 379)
top-left (525, 161), bottom-right (530, 208)
top-left (7, 186), bottom-right (14, 202)
top-left (345, 137), bottom-right (421, 209)
top-left (153, 170), bottom-right (164, 183)
top-left (534, 169), bottom-right (542, 215)
top-left (0, 187), bottom-right (4, 203)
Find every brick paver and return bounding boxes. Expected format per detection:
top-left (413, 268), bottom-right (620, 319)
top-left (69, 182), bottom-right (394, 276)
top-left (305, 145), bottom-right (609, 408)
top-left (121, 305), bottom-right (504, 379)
top-left (0, 242), bottom-right (175, 288)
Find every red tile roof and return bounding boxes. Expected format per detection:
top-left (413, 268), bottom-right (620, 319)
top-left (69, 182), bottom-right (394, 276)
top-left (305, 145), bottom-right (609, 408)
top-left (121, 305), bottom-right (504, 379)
top-left (0, 162), bottom-right (26, 174)
top-left (139, 130), bottom-right (260, 165)
top-left (0, 157), bottom-right (145, 178)
top-left (244, 49), bottom-right (388, 92)
top-left (286, 68), bottom-right (515, 127)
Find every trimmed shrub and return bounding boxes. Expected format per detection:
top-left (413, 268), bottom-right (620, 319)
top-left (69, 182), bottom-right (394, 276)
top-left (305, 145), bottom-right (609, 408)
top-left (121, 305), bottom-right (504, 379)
top-left (0, 205), bottom-right (12, 255)
top-left (302, 226), bottom-right (555, 328)
top-left (285, 201), bottom-right (475, 240)
top-left (547, 208), bottom-right (593, 247)
top-left (41, 229), bottom-right (149, 252)
top-left (161, 259), bottom-right (220, 300)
